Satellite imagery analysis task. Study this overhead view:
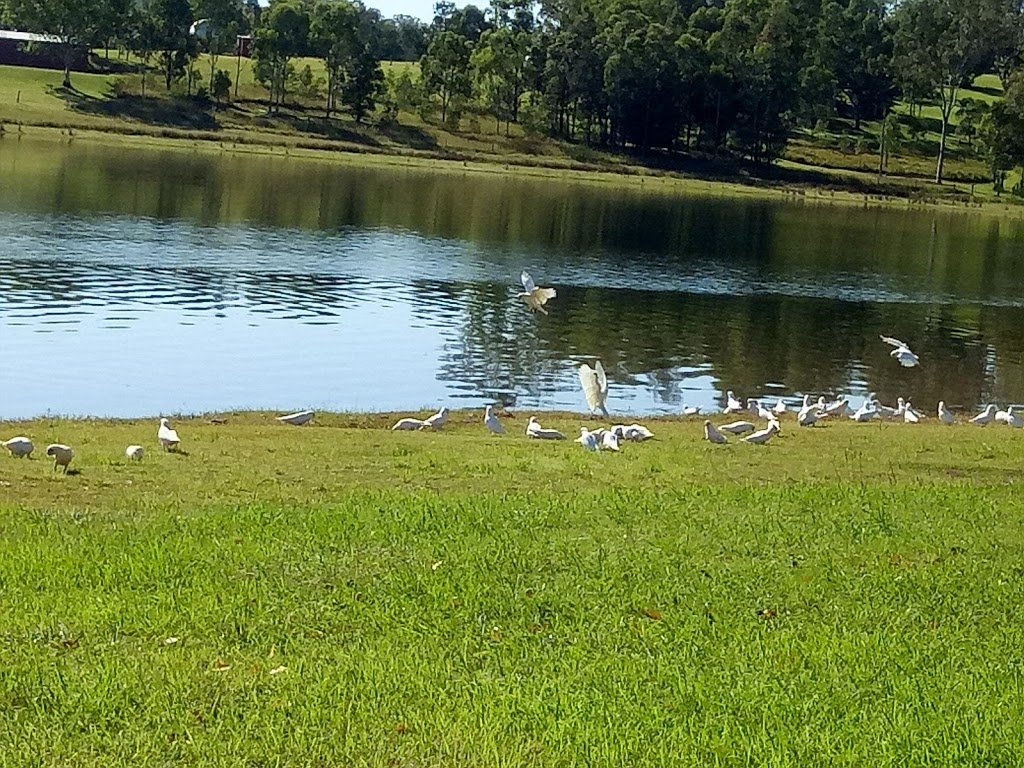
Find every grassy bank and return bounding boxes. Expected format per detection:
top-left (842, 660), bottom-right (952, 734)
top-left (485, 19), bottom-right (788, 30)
top-left (1, 57), bottom-right (1019, 211)
top-left (2, 411), bottom-right (1024, 765)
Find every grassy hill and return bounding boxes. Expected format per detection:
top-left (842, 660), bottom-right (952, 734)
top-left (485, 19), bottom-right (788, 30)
top-left (0, 54), bottom-right (1019, 207)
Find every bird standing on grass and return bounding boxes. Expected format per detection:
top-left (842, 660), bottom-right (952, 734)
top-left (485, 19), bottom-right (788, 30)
top-left (2, 437), bottom-right (33, 458)
top-left (526, 416), bottom-right (565, 440)
top-left (517, 271), bottom-right (557, 315)
top-left (126, 445), bottom-right (144, 461)
top-left (421, 407), bottom-right (449, 430)
top-left (46, 444), bottom-right (73, 473)
top-left (158, 418), bottom-right (181, 451)
top-left (704, 421), bottom-right (728, 444)
top-left (938, 401), bottom-right (954, 425)
top-left (575, 427), bottom-right (599, 451)
top-left (392, 417), bottom-right (426, 430)
top-left (970, 404), bottom-right (997, 426)
top-left (742, 420), bottom-right (780, 445)
top-left (484, 406), bottom-right (506, 435)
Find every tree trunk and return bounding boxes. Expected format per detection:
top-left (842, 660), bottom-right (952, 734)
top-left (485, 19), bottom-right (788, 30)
top-left (935, 81), bottom-right (958, 185)
top-left (62, 39), bottom-right (72, 88)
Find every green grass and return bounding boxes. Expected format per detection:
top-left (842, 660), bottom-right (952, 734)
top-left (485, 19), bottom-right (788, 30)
top-left (2, 411), bottom-right (1024, 765)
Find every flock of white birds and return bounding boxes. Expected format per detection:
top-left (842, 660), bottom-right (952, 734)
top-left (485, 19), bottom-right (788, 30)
top-left (2, 277), bottom-right (1019, 465)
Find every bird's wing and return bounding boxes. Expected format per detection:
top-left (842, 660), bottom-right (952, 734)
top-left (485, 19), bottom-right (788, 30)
top-left (880, 335), bottom-right (907, 349)
top-left (533, 287), bottom-right (556, 306)
top-left (521, 271), bottom-right (536, 293)
top-left (578, 364), bottom-right (601, 411)
top-left (594, 360), bottom-right (608, 396)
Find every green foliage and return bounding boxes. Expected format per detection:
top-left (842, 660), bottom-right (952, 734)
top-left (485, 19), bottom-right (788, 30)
top-left (420, 29), bottom-right (472, 124)
top-left (252, 0), bottom-right (310, 112)
top-left (150, 0), bottom-right (198, 91)
top-left (211, 68), bottom-right (232, 104)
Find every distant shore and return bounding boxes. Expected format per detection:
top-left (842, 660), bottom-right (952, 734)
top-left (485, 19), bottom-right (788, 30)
top-left (9, 123), bottom-right (1024, 220)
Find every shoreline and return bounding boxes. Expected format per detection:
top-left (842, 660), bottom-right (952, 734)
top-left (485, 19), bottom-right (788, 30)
top-left (8, 123), bottom-right (1024, 219)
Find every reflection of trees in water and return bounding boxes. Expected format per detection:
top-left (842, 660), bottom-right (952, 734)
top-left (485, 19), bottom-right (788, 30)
top-left (6, 258), bottom-right (1020, 410)
top-left (438, 281), bottom-right (1024, 410)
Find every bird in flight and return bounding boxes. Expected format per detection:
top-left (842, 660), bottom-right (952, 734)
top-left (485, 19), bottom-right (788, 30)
top-left (578, 361), bottom-right (609, 417)
top-left (880, 335), bottom-right (920, 368)
top-left (517, 271), bottom-right (557, 315)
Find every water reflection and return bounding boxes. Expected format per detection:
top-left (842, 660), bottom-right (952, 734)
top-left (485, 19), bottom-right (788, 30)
top-left (1, 139), bottom-right (1024, 418)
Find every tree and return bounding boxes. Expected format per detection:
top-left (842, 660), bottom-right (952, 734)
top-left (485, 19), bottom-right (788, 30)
top-left (893, 0), bottom-right (1017, 184)
top-left (151, 0), bottom-right (197, 90)
top-left (8, 0), bottom-right (98, 87)
top-left (212, 68), bottom-right (232, 104)
top-left (193, 0), bottom-right (245, 87)
top-left (420, 29), bottom-right (472, 124)
top-left (471, 26), bottom-right (531, 133)
top-left (311, 0), bottom-right (359, 116)
top-left (252, 0), bottom-right (310, 113)
top-left (127, 4), bottom-right (159, 96)
top-left (817, 0), bottom-right (896, 128)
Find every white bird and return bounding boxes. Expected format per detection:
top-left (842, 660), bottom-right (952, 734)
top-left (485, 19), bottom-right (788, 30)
top-left (724, 390), bottom-right (744, 414)
top-left (937, 401), bottom-right (954, 425)
top-left (601, 430), bottom-right (620, 451)
top-left (575, 427), bottom-right (599, 452)
top-left (797, 404), bottom-right (822, 427)
top-left (484, 405), bottom-right (506, 435)
top-left (2, 436), bottom-right (33, 458)
top-left (526, 416), bottom-right (565, 440)
top-left (718, 420), bottom-right (756, 435)
top-left (850, 402), bottom-right (877, 422)
top-left (276, 410), bottom-right (314, 426)
top-left (970, 404), bottom-right (997, 426)
top-left (624, 423), bottom-right (654, 441)
top-left (126, 445), bottom-right (144, 461)
top-left (755, 400), bottom-right (775, 421)
top-left (609, 424), bottom-right (627, 439)
top-left (392, 417), bottom-right (426, 431)
top-left (578, 361), bottom-right (609, 417)
top-left (1002, 406), bottom-right (1023, 428)
top-left (880, 335), bottom-right (920, 368)
top-left (772, 399), bottom-right (789, 415)
top-left (821, 398), bottom-right (849, 418)
top-left (903, 405), bottom-right (920, 424)
top-left (703, 420), bottom-right (728, 444)
top-left (742, 420), bottom-right (780, 445)
top-left (517, 271), bottom-right (557, 315)
top-left (158, 418), bottom-right (180, 451)
top-left (421, 407), bottom-right (449, 430)
top-left (45, 444), bottom-right (73, 473)
top-left (682, 405), bottom-right (700, 416)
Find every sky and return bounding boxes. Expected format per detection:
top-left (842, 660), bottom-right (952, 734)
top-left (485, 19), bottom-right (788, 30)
top-left (255, 0), bottom-right (441, 22)
top-left (367, 0), bottom-right (439, 20)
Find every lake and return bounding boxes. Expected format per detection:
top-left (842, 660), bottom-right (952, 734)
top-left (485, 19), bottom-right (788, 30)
top-left (2, 136), bottom-right (1024, 419)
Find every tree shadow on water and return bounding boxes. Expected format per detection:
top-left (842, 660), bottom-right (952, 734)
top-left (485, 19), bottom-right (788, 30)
top-left (51, 85), bottom-right (220, 131)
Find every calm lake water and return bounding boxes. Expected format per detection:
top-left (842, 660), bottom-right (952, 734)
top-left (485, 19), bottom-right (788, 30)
top-left (2, 137), bottom-right (1024, 418)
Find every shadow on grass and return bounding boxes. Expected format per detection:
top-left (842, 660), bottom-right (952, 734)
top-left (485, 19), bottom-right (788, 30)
top-left (51, 85), bottom-right (220, 131)
top-left (376, 121), bottom-right (439, 150)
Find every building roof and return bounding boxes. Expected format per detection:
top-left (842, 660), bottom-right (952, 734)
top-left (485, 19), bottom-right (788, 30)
top-left (0, 29), bottom-right (64, 44)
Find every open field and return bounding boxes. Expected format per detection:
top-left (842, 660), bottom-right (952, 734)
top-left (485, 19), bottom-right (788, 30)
top-left (2, 411), bottom-right (1024, 765)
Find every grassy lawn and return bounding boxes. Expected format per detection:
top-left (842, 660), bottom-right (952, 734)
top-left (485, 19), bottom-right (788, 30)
top-left (1, 411), bottom-right (1024, 765)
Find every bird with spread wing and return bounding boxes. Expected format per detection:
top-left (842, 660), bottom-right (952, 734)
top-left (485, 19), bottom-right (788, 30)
top-left (517, 271), bottom-right (557, 315)
top-left (880, 335), bottom-right (920, 368)
top-left (578, 360), bottom-right (609, 417)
